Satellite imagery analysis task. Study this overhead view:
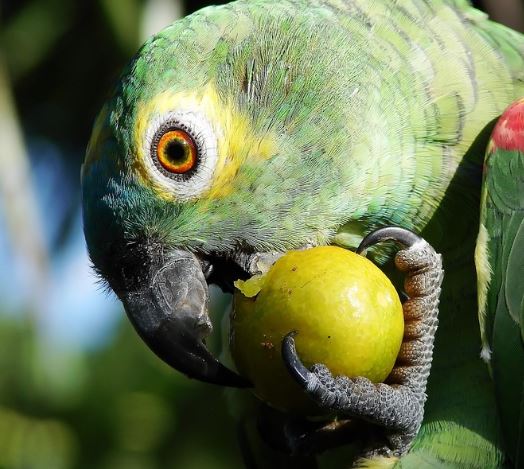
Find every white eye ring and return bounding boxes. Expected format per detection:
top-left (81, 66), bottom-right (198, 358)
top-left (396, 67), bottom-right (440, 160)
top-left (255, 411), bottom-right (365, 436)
top-left (143, 110), bottom-right (218, 200)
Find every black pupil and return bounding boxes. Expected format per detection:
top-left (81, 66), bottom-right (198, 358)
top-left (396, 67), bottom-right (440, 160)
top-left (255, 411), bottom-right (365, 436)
top-left (164, 138), bottom-right (188, 163)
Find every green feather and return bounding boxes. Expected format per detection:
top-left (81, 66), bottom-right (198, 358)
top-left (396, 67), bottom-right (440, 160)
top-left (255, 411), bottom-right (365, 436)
top-left (479, 143), bottom-right (524, 466)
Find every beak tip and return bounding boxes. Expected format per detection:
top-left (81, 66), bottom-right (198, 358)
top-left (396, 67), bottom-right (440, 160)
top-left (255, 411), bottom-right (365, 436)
top-left (201, 364), bottom-right (252, 388)
top-left (118, 248), bottom-right (252, 388)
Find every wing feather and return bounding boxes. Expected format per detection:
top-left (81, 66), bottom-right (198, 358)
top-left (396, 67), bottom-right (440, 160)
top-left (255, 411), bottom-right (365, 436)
top-left (476, 100), bottom-right (524, 466)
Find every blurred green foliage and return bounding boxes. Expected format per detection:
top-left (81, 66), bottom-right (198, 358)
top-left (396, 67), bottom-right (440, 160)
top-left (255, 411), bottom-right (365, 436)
top-left (0, 317), bottom-right (242, 469)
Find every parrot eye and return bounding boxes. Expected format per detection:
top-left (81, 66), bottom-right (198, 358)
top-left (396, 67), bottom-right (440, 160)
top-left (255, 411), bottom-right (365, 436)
top-left (144, 111), bottom-right (218, 200)
top-left (154, 128), bottom-right (198, 174)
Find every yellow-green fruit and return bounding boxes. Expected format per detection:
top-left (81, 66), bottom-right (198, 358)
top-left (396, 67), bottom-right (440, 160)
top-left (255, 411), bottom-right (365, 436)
top-left (230, 246), bottom-right (404, 415)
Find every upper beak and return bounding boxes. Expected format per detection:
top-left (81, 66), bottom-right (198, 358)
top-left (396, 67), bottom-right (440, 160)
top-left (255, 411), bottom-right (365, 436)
top-left (115, 249), bottom-right (250, 388)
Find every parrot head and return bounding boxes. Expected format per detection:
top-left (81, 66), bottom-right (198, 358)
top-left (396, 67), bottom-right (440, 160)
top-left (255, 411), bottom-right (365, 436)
top-left (82, 4), bottom-right (376, 386)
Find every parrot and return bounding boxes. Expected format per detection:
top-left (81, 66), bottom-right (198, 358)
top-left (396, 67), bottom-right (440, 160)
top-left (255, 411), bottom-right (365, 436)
top-left (80, 0), bottom-right (524, 467)
top-left (475, 98), bottom-right (524, 467)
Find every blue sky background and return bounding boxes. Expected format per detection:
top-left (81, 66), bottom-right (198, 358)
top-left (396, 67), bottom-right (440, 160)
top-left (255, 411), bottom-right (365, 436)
top-left (0, 138), bottom-right (121, 351)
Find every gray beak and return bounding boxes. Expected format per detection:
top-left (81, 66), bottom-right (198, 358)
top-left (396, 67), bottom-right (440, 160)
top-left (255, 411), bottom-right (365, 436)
top-left (117, 249), bottom-right (250, 387)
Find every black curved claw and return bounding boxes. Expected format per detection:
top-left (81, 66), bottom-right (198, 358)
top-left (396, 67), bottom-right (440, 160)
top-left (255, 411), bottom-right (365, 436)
top-left (282, 331), bottom-right (311, 386)
top-left (356, 226), bottom-right (421, 255)
top-left (279, 228), bottom-right (443, 457)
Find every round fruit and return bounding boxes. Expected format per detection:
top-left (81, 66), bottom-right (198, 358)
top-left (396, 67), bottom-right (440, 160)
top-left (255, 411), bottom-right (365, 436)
top-left (230, 246), bottom-right (404, 415)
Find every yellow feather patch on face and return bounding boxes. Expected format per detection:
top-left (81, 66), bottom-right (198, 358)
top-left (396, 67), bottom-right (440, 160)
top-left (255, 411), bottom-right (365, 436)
top-left (133, 82), bottom-right (277, 201)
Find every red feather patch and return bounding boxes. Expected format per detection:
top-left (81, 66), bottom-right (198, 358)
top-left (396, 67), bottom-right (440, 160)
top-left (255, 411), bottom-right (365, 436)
top-left (491, 98), bottom-right (524, 152)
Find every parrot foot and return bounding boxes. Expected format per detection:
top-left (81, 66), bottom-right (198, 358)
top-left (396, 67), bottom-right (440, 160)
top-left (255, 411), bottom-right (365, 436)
top-left (281, 226), bottom-right (443, 457)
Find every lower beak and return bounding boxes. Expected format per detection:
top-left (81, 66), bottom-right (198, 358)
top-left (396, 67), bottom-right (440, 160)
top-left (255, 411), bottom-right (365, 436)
top-left (116, 249), bottom-right (250, 388)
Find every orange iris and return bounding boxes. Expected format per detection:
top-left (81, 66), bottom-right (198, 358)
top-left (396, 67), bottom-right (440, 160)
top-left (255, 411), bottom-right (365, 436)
top-left (156, 129), bottom-right (197, 174)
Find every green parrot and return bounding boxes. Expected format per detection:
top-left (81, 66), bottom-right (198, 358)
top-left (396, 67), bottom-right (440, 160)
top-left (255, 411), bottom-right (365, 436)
top-left (475, 98), bottom-right (524, 468)
top-left (81, 0), bottom-right (524, 467)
